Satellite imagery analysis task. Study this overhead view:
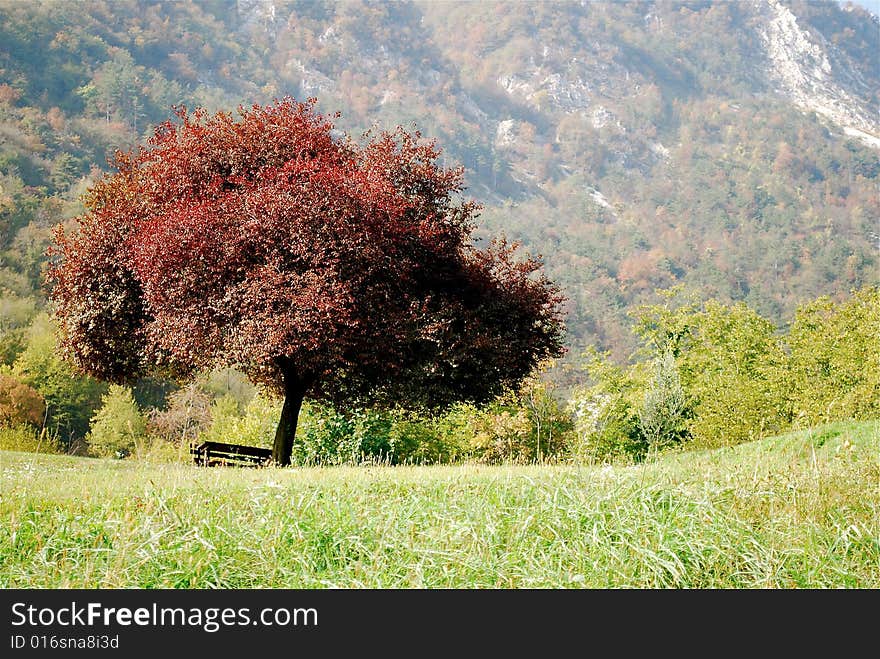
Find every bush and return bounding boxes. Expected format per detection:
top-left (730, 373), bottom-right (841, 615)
top-left (461, 401), bottom-right (527, 464)
top-left (0, 373), bottom-right (45, 427)
top-left (462, 374), bottom-right (574, 464)
top-left (387, 409), bottom-right (470, 464)
top-left (293, 404), bottom-right (394, 466)
top-left (430, 403), bottom-right (482, 463)
top-left (292, 402), bottom-right (357, 465)
top-left (87, 385), bottom-right (148, 458)
top-left (788, 287), bottom-right (880, 426)
top-left (13, 314), bottom-right (106, 448)
top-left (139, 438), bottom-right (187, 463)
top-left (295, 403), bottom-right (481, 466)
top-left (569, 389), bottom-right (643, 463)
top-left (0, 293), bottom-right (38, 366)
top-left (633, 295), bottom-right (789, 448)
top-left (638, 348), bottom-right (689, 452)
top-left (567, 350), bottom-right (644, 463)
top-left (681, 301), bottom-right (789, 448)
top-left (0, 328), bottom-right (27, 366)
top-left (0, 424), bottom-right (61, 454)
top-left (147, 382), bottom-right (212, 446)
top-left (198, 392), bottom-right (281, 449)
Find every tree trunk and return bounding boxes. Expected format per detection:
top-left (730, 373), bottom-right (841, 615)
top-left (272, 373), bottom-right (307, 467)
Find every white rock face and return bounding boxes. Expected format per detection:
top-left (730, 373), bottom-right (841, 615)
top-left (495, 119), bottom-right (518, 148)
top-left (497, 54), bottom-right (593, 114)
top-left (288, 59), bottom-right (335, 96)
top-left (319, 26), bottom-right (339, 45)
top-left (756, 0), bottom-right (879, 149)
top-left (587, 187), bottom-right (616, 215)
top-left (843, 126), bottom-right (880, 149)
top-left (497, 69), bottom-right (592, 112)
top-left (237, 0), bottom-right (276, 32)
top-left (649, 141), bottom-right (670, 161)
top-left (459, 93), bottom-right (488, 122)
top-left (379, 89), bottom-right (398, 106)
top-left (591, 106), bottom-right (614, 129)
top-left (589, 188), bottom-right (611, 209)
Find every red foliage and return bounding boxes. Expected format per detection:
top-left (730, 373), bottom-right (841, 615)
top-left (0, 374), bottom-right (45, 428)
top-left (48, 98), bottom-right (565, 461)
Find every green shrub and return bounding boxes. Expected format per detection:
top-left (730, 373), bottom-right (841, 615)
top-left (387, 409), bottom-right (476, 464)
top-left (634, 295), bottom-right (790, 448)
top-left (198, 393), bottom-right (281, 449)
top-left (682, 301), bottom-right (789, 447)
top-left (465, 401), bottom-right (531, 464)
top-left (290, 403), bottom-right (350, 466)
top-left (431, 403), bottom-right (482, 463)
top-left (0, 328), bottom-right (27, 366)
top-left (638, 349), bottom-right (690, 452)
top-left (0, 424), bottom-right (61, 454)
top-left (788, 286), bottom-right (880, 426)
top-left (459, 374), bottom-right (575, 464)
top-left (87, 385), bottom-right (148, 458)
top-left (569, 390), bottom-right (643, 463)
top-left (139, 438), bottom-right (188, 463)
top-left (293, 404), bottom-right (390, 466)
top-left (13, 314), bottom-right (106, 447)
top-left (567, 351), bottom-right (644, 463)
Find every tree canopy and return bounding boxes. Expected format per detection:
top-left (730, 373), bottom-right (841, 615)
top-left (48, 98), bottom-right (566, 464)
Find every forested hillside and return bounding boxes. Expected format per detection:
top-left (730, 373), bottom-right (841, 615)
top-left (1, 0), bottom-right (877, 363)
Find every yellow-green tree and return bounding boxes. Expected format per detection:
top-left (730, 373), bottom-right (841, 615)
top-left (788, 286), bottom-right (880, 426)
top-left (634, 295), bottom-right (789, 448)
top-left (87, 385), bottom-right (147, 458)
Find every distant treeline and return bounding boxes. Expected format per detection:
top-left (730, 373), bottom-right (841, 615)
top-left (1, 285), bottom-right (876, 465)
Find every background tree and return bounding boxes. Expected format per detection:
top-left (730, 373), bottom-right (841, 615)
top-left (637, 348), bottom-right (689, 452)
top-left (48, 98), bottom-right (566, 465)
top-left (0, 373), bottom-right (45, 428)
top-left (787, 286), bottom-right (880, 426)
top-left (11, 314), bottom-right (106, 449)
top-left (633, 296), bottom-right (790, 448)
top-left (87, 384), bottom-right (147, 458)
top-left (146, 381), bottom-right (212, 447)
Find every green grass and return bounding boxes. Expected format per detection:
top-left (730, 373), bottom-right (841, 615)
top-left (1, 420), bottom-right (878, 588)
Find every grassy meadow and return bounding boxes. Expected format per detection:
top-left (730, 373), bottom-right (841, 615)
top-left (1, 420), bottom-right (877, 588)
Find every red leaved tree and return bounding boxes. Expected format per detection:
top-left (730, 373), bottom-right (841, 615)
top-left (48, 98), bottom-right (565, 465)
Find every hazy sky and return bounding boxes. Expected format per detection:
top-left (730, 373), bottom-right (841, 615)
top-left (843, 0), bottom-right (880, 17)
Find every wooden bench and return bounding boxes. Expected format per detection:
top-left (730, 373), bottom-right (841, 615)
top-left (190, 441), bottom-right (273, 467)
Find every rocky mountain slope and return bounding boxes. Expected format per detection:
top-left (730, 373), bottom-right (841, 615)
top-left (0, 0), bottom-right (877, 367)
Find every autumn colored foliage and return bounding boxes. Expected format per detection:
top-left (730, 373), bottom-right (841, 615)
top-left (0, 374), bottom-right (45, 428)
top-left (48, 98), bottom-right (565, 464)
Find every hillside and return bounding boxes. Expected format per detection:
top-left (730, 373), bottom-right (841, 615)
top-left (0, 0), bottom-right (878, 364)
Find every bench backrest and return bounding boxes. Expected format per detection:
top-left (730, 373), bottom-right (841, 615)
top-left (191, 441), bottom-right (272, 467)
